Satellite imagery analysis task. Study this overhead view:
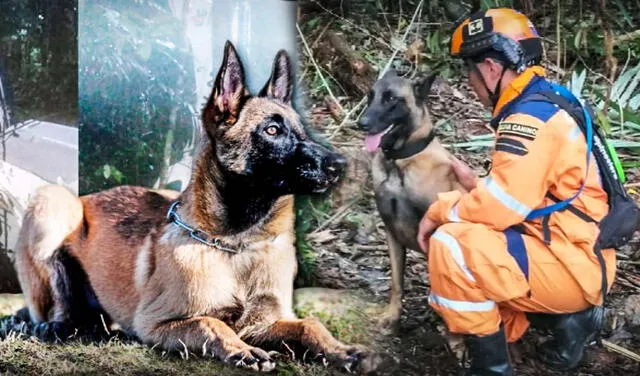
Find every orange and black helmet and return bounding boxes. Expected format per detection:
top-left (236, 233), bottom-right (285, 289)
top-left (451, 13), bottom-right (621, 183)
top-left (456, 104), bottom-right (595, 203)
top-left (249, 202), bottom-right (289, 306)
top-left (450, 8), bottom-right (543, 73)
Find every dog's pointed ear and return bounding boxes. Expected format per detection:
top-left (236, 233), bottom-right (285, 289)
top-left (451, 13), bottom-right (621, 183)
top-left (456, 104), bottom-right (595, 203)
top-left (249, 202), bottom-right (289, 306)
top-left (413, 73), bottom-right (437, 103)
top-left (203, 41), bottom-right (247, 132)
top-left (259, 49), bottom-right (293, 104)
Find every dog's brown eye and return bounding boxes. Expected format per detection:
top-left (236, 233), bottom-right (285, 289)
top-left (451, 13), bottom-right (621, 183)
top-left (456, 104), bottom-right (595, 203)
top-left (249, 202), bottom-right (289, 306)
top-left (265, 124), bottom-right (280, 136)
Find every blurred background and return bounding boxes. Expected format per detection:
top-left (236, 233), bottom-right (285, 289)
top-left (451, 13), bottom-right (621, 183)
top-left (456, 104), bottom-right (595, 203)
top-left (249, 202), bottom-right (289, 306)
top-left (0, 0), bottom-right (77, 293)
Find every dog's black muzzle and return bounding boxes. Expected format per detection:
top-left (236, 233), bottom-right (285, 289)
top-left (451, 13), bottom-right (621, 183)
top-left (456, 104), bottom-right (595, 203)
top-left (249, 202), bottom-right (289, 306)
top-left (294, 141), bottom-right (347, 193)
top-left (357, 112), bottom-right (387, 135)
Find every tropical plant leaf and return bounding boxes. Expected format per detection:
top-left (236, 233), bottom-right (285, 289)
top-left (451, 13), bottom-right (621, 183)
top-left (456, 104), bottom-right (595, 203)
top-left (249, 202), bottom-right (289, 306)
top-left (570, 69), bottom-right (587, 98)
top-left (610, 63), bottom-right (640, 103)
top-left (618, 64), bottom-right (640, 107)
top-left (629, 93), bottom-right (640, 111)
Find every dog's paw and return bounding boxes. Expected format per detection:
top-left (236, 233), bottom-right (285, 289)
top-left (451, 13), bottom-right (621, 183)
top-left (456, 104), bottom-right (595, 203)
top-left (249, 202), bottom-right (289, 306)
top-left (324, 344), bottom-right (398, 374)
top-left (377, 308), bottom-right (401, 334)
top-left (224, 346), bottom-right (276, 372)
top-left (378, 310), bottom-right (400, 333)
top-left (325, 344), bottom-right (372, 373)
top-left (32, 321), bottom-right (74, 343)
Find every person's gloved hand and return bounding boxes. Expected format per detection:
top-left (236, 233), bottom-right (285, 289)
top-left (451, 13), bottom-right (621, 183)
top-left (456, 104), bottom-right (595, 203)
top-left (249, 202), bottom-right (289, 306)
top-left (451, 157), bottom-right (478, 191)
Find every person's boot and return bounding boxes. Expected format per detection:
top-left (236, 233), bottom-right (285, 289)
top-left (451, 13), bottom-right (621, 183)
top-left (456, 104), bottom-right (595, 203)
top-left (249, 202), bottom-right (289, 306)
top-left (462, 326), bottom-right (512, 376)
top-left (534, 305), bottom-right (604, 371)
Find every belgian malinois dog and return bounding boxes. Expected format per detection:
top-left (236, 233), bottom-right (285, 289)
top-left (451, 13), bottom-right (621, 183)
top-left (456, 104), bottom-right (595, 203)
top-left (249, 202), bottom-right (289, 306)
top-left (358, 70), bottom-right (467, 329)
top-left (13, 41), bottom-right (373, 373)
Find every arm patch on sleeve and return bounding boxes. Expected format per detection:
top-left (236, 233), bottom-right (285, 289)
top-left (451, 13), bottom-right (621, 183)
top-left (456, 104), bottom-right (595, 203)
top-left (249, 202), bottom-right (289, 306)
top-left (497, 122), bottom-right (538, 140)
top-left (495, 137), bottom-right (528, 156)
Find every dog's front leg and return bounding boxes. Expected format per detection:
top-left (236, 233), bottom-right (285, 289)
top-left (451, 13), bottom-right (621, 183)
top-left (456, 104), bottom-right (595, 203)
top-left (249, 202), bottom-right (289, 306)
top-left (381, 228), bottom-right (406, 329)
top-left (142, 316), bottom-right (275, 372)
top-left (247, 318), bottom-right (369, 371)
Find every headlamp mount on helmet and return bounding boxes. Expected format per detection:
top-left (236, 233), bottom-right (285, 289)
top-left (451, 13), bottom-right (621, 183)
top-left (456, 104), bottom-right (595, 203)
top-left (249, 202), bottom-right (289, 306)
top-left (461, 27), bottom-right (528, 73)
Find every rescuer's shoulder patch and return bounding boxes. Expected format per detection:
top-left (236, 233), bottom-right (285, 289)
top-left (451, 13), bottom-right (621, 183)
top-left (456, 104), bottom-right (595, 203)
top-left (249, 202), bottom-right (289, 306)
top-left (495, 137), bottom-right (528, 156)
top-left (496, 122), bottom-right (538, 140)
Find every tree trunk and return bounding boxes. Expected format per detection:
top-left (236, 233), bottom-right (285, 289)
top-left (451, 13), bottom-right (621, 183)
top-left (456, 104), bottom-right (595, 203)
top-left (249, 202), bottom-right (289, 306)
top-left (315, 30), bottom-right (376, 98)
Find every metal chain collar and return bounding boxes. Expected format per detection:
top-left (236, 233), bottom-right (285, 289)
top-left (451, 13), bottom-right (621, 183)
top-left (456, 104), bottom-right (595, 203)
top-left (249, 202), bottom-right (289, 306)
top-left (166, 201), bottom-right (240, 254)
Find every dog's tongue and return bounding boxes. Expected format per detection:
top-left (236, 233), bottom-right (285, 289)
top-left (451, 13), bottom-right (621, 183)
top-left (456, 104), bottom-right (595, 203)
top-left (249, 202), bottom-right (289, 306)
top-left (364, 133), bottom-right (383, 152)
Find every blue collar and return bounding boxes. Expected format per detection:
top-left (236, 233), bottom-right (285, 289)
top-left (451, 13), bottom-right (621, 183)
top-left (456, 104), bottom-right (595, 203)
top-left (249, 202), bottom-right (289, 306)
top-left (166, 201), bottom-right (241, 253)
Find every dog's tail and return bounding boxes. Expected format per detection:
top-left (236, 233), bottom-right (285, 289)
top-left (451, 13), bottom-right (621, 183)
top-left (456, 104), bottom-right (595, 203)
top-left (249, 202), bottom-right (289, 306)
top-left (13, 185), bottom-right (84, 322)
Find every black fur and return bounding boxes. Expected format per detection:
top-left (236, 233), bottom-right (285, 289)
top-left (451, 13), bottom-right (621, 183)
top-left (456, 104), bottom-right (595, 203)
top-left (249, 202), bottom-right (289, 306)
top-left (33, 246), bottom-right (111, 342)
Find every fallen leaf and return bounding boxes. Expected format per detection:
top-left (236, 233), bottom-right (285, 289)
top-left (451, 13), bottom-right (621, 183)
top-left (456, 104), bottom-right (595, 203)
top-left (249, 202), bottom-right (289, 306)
top-left (405, 39), bottom-right (424, 62)
top-left (309, 230), bottom-right (337, 244)
top-left (324, 96), bottom-right (343, 122)
top-left (390, 37), bottom-right (406, 51)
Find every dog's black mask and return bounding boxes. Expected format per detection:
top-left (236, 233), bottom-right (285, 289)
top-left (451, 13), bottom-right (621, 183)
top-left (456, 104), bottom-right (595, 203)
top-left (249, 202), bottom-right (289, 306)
top-left (245, 114), bottom-right (347, 195)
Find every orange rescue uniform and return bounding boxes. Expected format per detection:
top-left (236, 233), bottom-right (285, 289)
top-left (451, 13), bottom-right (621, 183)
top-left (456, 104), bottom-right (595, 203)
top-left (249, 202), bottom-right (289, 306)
top-left (426, 66), bottom-right (616, 342)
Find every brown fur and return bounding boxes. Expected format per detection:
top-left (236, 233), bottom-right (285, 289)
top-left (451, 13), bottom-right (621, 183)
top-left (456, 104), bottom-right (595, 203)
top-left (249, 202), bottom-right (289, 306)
top-left (13, 42), bottom-right (374, 373)
top-left (360, 71), bottom-right (468, 329)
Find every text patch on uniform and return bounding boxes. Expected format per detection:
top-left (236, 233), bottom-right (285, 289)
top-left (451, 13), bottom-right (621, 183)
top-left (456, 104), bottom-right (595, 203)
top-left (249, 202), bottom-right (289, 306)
top-left (497, 122), bottom-right (538, 140)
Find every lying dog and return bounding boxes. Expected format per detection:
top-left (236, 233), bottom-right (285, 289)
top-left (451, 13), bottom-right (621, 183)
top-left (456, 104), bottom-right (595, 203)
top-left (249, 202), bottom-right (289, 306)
top-left (13, 41), bottom-right (373, 373)
top-left (358, 70), bottom-right (467, 328)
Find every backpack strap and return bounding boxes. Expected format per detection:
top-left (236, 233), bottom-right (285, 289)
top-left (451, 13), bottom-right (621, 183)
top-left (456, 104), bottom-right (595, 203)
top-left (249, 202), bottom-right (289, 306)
top-left (518, 86), bottom-right (594, 221)
top-left (546, 192), bottom-right (597, 224)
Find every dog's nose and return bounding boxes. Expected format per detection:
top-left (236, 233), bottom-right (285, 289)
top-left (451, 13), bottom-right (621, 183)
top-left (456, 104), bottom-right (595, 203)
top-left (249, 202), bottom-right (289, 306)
top-left (357, 115), bottom-right (371, 130)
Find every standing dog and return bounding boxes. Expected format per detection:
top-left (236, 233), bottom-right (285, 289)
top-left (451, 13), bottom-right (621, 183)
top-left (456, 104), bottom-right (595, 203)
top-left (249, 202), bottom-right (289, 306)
top-left (358, 70), bottom-right (467, 329)
top-left (13, 41), bottom-right (372, 373)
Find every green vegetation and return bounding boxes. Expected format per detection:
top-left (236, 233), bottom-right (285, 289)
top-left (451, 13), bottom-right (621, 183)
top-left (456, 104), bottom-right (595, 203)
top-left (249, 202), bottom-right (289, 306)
top-left (0, 0), bottom-right (77, 125)
top-left (0, 335), bottom-right (334, 376)
top-left (294, 195), bottom-right (333, 287)
top-left (0, 292), bottom-right (363, 376)
top-left (294, 297), bottom-right (378, 346)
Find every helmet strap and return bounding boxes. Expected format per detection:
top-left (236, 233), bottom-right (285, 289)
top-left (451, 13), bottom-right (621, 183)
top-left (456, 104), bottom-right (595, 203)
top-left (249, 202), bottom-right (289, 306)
top-left (489, 64), bottom-right (507, 107)
top-left (468, 59), bottom-right (507, 109)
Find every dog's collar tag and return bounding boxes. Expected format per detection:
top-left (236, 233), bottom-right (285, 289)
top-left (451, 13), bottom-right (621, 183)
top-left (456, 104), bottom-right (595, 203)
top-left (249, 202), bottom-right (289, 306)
top-left (166, 201), bottom-right (240, 253)
top-left (383, 130), bottom-right (436, 160)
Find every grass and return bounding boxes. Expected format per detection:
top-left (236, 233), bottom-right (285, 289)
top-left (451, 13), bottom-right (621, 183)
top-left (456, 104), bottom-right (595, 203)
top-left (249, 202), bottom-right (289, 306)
top-left (0, 335), bottom-right (337, 376)
top-left (1, 337), bottom-right (239, 376)
top-left (0, 290), bottom-right (383, 376)
top-left (293, 288), bottom-right (384, 348)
